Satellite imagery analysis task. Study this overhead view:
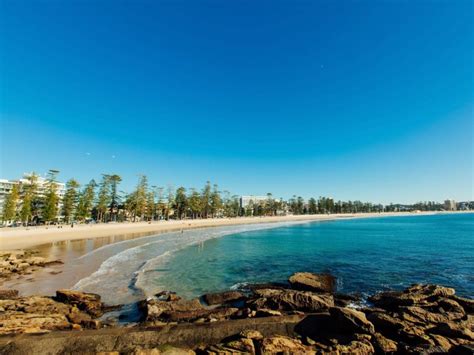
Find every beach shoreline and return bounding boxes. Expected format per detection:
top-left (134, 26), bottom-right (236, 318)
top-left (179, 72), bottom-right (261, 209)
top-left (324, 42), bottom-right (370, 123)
top-left (1, 211), bottom-right (472, 251)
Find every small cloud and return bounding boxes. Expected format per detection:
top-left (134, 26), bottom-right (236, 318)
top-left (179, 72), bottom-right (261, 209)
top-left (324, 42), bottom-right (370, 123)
top-left (112, 155), bottom-right (116, 159)
top-left (85, 152), bottom-right (91, 156)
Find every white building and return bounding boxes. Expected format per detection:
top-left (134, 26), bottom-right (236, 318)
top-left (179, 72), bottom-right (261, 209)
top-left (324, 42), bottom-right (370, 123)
top-left (0, 179), bottom-right (18, 213)
top-left (240, 195), bottom-right (270, 209)
top-left (444, 199), bottom-right (457, 211)
top-left (0, 173), bottom-right (66, 223)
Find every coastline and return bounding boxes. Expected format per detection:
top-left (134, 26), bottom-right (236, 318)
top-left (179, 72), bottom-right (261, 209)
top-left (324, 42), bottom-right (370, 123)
top-left (1, 211), bottom-right (470, 251)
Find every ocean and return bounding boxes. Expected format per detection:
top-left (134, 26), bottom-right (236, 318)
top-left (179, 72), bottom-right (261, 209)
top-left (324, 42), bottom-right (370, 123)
top-left (73, 213), bottom-right (473, 304)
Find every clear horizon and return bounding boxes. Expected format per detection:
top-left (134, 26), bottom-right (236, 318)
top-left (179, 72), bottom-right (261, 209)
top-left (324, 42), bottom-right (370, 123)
top-left (1, 1), bottom-right (473, 205)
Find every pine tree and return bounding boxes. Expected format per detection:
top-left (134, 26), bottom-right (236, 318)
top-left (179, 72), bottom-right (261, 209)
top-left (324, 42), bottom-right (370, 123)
top-left (62, 179), bottom-right (80, 223)
top-left (20, 173), bottom-right (39, 225)
top-left (96, 174), bottom-right (111, 222)
top-left (2, 184), bottom-right (19, 224)
top-left (188, 189), bottom-right (202, 219)
top-left (174, 187), bottom-right (187, 219)
top-left (76, 180), bottom-right (96, 221)
top-left (109, 174), bottom-right (122, 221)
top-left (210, 184), bottom-right (222, 217)
top-left (42, 170), bottom-right (60, 224)
top-left (201, 181), bottom-right (212, 218)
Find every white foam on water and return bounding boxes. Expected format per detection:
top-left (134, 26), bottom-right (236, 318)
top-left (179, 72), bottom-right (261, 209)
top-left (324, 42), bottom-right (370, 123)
top-left (72, 221), bottom-right (303, 304)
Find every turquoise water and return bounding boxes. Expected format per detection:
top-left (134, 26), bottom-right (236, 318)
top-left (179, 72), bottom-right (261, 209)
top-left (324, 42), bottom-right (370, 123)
top-left (148, 214), bottom-right (473, 299)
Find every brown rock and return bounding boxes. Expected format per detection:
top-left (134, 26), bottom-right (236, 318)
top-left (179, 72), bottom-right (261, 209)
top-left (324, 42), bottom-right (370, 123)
top-left (401, 306), bottom-right (450, 324)
top-left (55, 289), bottom-right (103, 317)
top-left (259, 335), bottom-right (315, 354)
top-left (369, 284), bottom-right (456, 311)
top-left (329, 307), bottom-right (375, 334)
top-left (448, 295), bottom-right (474, 314)
top-left (288, 272), bottom-right (336, 293)
top-left (0, 312), bottom-right (71, 335)
top-left (239, 329), bottom-right (263, 340)
top-left (161, 307), bottom-right (239, 323)
top-left (429, 321), bottom-right (474, 341)
top-left (202, 291), bottom-right (245, 306)
top-left (252, 288), bottom-right (334, 312)
top-left (0, 289), bottom-right (19, 300)
top-left (333, 339), bottom-right (375, 354)
top-left (143, 298), bottom-right (204, 321)
top-left (225, 338), bottom-right (255, 353)
top-left (67, 305), bottom-right (92, 324)
top-left (365, 312), bottom-right (405, 335)
top-left (429, 334), bottom-right (452, 352)
top-left (372, 332), bottom-right (397, 353)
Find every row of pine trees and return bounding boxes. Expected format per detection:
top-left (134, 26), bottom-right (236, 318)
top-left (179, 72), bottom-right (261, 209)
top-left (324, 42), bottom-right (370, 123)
top-left (3, 170), bottom-right (443, 225)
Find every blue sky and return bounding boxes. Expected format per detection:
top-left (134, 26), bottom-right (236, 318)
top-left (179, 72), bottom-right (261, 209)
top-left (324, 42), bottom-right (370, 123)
top-left (1, 1), bottom-right (472, 204)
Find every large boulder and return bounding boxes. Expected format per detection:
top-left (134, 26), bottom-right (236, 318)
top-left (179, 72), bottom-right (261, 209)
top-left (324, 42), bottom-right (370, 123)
top-left (55, 289), bottom-right (103, 317)
top-left (288, 272), bottom-right (336, 293)
top-left (369, 284), bottom-right (456, 310)
top-left (141, 298), bottom-right (204, 322)
top-left (329, 307), bottom-right (375, 334)
top-left (371, 332), bottom-right (397, 353)
top-left (251, 288), bottom-right (334, 312)
top-left (202, 291), bottom-right (245, 306)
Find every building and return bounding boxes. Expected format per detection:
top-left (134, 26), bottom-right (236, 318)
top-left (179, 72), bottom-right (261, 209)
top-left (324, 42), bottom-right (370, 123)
top-left (0, 179), bottom-right (18, 213)
top-left (0, 173), bottom-right (66, 223)
top-left (444, 199), bottom-right (457, 211)
top-left (239, 195), bottom-right (270, 209)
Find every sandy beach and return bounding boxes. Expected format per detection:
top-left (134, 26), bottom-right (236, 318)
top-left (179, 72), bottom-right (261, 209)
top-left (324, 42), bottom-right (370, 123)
top-left (1, 211), bottom-right (467, 251)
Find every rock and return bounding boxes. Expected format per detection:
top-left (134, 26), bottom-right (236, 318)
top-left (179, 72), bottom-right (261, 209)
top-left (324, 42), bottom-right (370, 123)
top-left (67, 305), bottom-right (92, 324)
top-left (428, 321), bottom-right (474, 341)
top-left (17, 262), bottom-right (30, 269)
top-left (334, 293), bottom-right (361, 307)
top-left (429, 334), bottom-right (452, 352)
top-left (0, 289), bottom-right (19, 300)
top-left (55, 289), bottom-right (103, 317)
top-left (436, 298), bottom-right (465, 315)
top-left (225, 338), bottom-right (255, 353)
top-left (239, 329), bottom-right (263, 340)
top-left (289, 272), bottom-right (336, 293)
top-left (332, 339), bottom-right (375, 354)
top-left (0, 312), bottom-right (71, 335)
top-left (406, 284), bottom-right (455, 298)
top-left (329, 307), bottom-right (375, 334)
top-left (398, 325), bottom-right (434, 346)
top-left (161, 307), bottom-right (239, 323)
top-left (202, 291), bottom-right (245, 306)
top-left (252, 288), bottom-right (334, 312)
top-left (369, 284), bottom-right (456, 311)
top-left (259, 335), bottom-right (315, 354)
top-left (255, 309), bottom-right (282, 317)
top-left (449, 295), bottom-right (474, 314)
top-left (372, 332), bottom-right (397, 353)
top-left (142, 298), bottom-right (204, 321)
top-left (365, 312), bottom-right (405, 336)
top-left (400, 306), bottom-right (451, 324)
top-left (155, 291), bottom-right (182, 302)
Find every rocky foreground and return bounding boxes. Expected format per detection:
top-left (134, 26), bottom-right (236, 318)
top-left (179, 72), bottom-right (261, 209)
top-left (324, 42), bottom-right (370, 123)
top-left (0, 272), bottom-right (473, 354)
top-left (0, 250), bottom-right (63, 283)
